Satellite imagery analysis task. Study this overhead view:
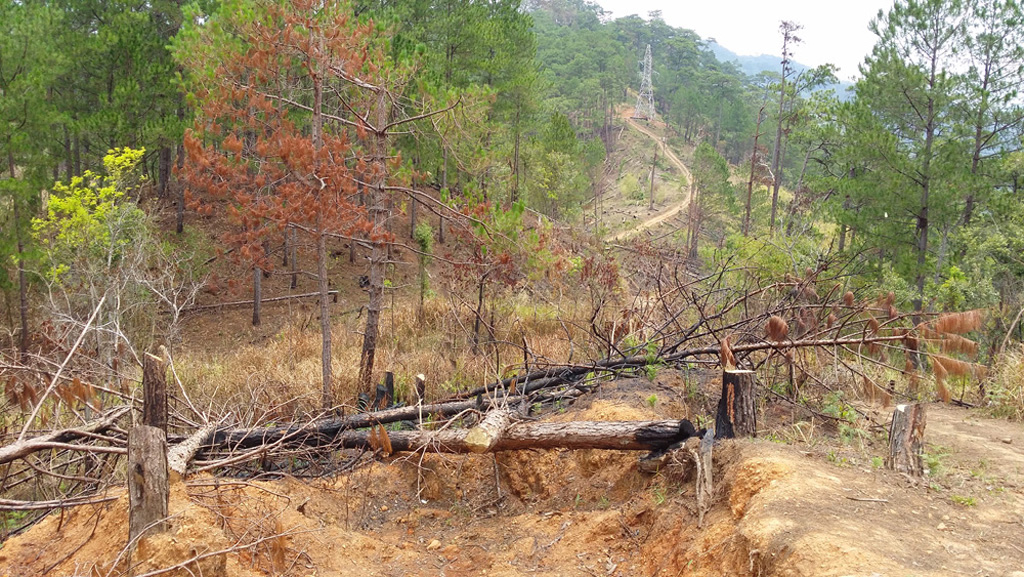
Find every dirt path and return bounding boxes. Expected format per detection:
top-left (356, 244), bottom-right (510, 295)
top-left (608, 118), bottom-right (693, 242)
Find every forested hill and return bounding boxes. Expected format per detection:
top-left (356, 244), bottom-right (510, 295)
top-left (2, 0), bottom-right (1024, 408)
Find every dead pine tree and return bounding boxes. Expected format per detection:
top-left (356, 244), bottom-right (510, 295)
top-left (179, 2), bottom-right (456, 407)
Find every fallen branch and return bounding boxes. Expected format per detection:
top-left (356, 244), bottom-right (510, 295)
top-left (0, 407), bottom-right (130, 466)
top-left (0, 494), bottom-right (119, 511)
top-left (181, 290), bottom-right (338, 313)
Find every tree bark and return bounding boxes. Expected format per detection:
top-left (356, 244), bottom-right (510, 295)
top-left (887, 403), bottom-right (926, 476)
top-left (128, 425), bottom-right (169, 541)
top-left (715, 370), bottom-right (757, 439)
top-left (142, 352), bottom-right (168, 433)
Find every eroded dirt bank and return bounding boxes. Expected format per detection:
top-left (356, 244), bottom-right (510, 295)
top-left (2, 378), bottom-right (1022, 577)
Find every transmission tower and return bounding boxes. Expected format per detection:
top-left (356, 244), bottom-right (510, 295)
top-left (632, 44), bottom-right (655, 121)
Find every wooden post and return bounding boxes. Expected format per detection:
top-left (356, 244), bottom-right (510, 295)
top-left (887, 403), bottom-right (926, 476)
top-left (715, 370), bottom-right (757, 439)
top-left (128, 425), bottom-right (169, 542)
top-left (142, 351), bottom-right (168, 433)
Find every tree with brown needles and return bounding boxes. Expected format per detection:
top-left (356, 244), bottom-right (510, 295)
top-left (176, 0), bottom-right (422, 407)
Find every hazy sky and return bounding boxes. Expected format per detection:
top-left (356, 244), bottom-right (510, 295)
top-left (593, 0), bottom-right (896, 81)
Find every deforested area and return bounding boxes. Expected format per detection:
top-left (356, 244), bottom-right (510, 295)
top-left (2, 1), bottom-right (1024, 576)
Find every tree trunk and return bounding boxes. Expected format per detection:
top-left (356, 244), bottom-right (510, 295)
top-left (128, 425), bottom-right (169, 542)
top-left (8, 152), bottom-right (29, 359)
top-left (290, 226), bottom-right (298, 289)
top-left (744, 103), bottom-right (766, 237)
top-left (439, 146), bottom-right (447, 244)
top-left (206, 419), bottom-right (701, 456)
top-left (142, 352), bottom-right (168, 433)
top-left (317, 231), bottom-right (333, 410)
top-left (887, 403), bottom-right (926, 476)
top-left (464, 408), bottom-right (513, 453)
top-left (168, 423), bottom-right (217, 479)
top-left (73, 132), bottom-right (82, 177)
top-left (649, 147), bottom-right (656, 210)
top-left (410, 195), bottom-right (417, 239)
top-left (158, 146), bottom-right (172, 199)
top-left (63, 125), bottom-right (73, 181)
top-left (175, 140), bottom-right (186, 234)
top-left (252, 264), bottom-right (262, 327)
top-left (358, 89), bottom-right (390, 395)
top-left (715, 370), bottom-right (757, 439)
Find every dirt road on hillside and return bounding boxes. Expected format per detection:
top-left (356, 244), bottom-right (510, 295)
top-left (608, 118), bottom-right (694, 242)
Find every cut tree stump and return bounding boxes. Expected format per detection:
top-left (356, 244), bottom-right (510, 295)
top-left (128, 425), bottom-right (169, 542)
top-left (142, 351), bottom-right (168, 432)
top-left (715, 370), bottom-right (757, 439)
top-left (887, 403), bottom-right (926, 476)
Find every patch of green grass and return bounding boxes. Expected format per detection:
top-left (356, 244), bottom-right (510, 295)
top-left (923, 445), bottom-right (952, 477)
top-left (951, 495), bottom-right (977, 507)
top-left (651, 486), bottom-right (667, 505)
top-left (871, 456), bottom-right (884, 469)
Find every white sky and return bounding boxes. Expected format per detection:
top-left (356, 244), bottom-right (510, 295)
top-left (593, 0), bottom-right (896, 81)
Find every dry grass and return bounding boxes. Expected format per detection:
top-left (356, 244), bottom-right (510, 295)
top-left (172, 292), bottom-right (607, 422)
top-left (989, 348), bottom-right (1024, 421)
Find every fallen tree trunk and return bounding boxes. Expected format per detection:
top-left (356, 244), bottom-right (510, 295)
top-left (208, 395), bottom-right (529, 451)
top-left (203, 419), bottom-right (699, 457)
top-left (463, 409), bottom-right (513, 453)
top-left (169, 423), bottom-right (218, 477)
top-left (0, 407), bottom-right (130, 466)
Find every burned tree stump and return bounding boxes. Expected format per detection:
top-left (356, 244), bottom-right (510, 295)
top-left (887, 403), bottom-right (926, 476)
top-left (715, 370), bottom-right (757, 439)
top-left (142, 351), bottom-right (168, 432)
top-left (128, 425), bottom-right (169, 542)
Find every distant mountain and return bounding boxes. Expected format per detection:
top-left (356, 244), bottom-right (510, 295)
top-left (708, 42), bottom-right (854, 98)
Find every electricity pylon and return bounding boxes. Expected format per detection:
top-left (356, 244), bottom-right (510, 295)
top-left (632, 44), bottom-right (654, 120)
